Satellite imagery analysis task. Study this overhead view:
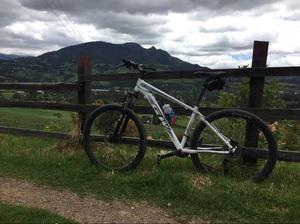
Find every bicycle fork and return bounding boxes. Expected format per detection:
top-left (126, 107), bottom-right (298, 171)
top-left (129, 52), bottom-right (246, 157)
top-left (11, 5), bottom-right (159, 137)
top-left (111, 92), bottom-right (137, 142)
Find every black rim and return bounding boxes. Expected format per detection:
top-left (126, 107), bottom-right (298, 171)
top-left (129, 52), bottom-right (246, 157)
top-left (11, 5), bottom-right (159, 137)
top-left (84, 105), bottom-right (146, 171)
top-left (192, 109), bottom-right (276, 182)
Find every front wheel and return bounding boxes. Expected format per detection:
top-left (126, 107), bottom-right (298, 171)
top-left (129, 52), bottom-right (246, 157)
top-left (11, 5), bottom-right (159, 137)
top-left (83, 104), bottom-right (147, 171)
top-left (191, 109), bottom-right (277, 182)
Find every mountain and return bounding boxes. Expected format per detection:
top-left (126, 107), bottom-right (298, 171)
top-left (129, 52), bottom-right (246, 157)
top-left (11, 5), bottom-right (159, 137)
top-left (38, 41), bottom-right (202, 71)
top-left (0, 53), bottom-right (21, 60)
top-left (0, 41), bottom-right (205, 82)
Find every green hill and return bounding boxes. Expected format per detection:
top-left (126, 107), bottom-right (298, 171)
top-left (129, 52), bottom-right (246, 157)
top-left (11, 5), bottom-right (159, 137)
top-left (0, 41), bottom-right (205, 82)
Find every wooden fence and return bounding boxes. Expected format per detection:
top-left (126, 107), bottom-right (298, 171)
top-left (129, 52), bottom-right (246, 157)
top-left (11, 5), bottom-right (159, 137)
top-left (0, 41), bottom-right (300, 162)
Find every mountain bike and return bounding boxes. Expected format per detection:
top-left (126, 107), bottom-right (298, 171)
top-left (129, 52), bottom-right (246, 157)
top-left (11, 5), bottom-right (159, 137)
top-left (82, 59), bottom-right (277, 182)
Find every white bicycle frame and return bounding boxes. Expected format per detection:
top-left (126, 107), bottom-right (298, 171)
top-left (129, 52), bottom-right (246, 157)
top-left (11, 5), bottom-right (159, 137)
top-left (134, 78), bottom-right (234, 155)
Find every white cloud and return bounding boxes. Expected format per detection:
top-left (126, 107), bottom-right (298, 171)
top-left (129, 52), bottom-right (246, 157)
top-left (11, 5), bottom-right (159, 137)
top-left (0, 0), bottom-right (299, 68)
top-left (269, 53), bottom-right (300, 67)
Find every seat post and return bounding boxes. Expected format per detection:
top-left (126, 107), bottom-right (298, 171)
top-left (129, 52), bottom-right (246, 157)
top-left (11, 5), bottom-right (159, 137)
top-left (196, 85), bottom-right (207, 106)
top-left (140, 71), bottom-right (145, 79)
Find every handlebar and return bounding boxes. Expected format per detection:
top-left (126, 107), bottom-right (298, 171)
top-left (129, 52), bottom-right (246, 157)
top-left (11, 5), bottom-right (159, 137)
top-left (121, 59), bottom-right (156, 73)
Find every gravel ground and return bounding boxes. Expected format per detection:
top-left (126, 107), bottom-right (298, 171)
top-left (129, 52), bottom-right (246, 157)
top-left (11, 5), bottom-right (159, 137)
top-left (0, 176), bottom-right (179, 223)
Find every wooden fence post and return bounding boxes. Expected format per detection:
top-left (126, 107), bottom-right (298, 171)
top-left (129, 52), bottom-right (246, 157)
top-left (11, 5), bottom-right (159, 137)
top-left (77, 56), bottom-right (92, 131)
top-left (244, 41), bottom-right (269, 163)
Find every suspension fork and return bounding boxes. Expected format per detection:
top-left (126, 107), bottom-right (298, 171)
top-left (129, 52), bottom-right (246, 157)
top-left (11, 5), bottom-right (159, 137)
top-left (112, 92), bottom-right (138, 139)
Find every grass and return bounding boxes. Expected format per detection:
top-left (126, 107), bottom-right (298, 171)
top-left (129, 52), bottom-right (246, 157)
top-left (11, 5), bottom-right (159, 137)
top-left (0, 135), bottom-right (299, 223)
top-left (0, 108), bottom-right (299, 223)
top-left (0, 108), bottom-right (73, 132)
top-left (0, 202), bottom-right (77, 223)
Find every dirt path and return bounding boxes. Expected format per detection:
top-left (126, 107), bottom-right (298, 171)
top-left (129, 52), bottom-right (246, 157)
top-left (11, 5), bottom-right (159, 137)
top-left (0, 176), bottom-right (179, 223)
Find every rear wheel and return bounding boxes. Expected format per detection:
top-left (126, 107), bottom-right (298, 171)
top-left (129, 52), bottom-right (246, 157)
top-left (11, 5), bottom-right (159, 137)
top-left (191, 109), bottom-right (277, 182)
top-left (83, 104), bottom-right (146, 171)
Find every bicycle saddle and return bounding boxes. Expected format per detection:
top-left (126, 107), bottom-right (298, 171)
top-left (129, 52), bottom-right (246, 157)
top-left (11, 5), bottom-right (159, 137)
top-left (194, 70), bottom-right (226, 91)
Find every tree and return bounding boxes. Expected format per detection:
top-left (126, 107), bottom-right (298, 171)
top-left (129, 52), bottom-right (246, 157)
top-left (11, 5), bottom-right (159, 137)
top-left (218, 67), bottom-right (285, 109)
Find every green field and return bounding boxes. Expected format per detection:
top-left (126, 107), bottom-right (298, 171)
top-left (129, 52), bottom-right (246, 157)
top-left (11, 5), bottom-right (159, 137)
top-left (0, 108), bottom-right (299, 223)
top-left (0, 108), bottom-right (74, 132)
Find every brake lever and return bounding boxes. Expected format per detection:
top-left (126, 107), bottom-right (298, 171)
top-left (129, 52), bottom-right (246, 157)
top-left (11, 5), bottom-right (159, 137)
top-left (121, 59), bottom-right (156, 73)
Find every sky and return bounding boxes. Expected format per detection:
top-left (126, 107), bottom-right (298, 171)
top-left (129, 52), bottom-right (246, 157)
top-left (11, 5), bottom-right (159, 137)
top-left (0, 0), bottom-right (299, 68)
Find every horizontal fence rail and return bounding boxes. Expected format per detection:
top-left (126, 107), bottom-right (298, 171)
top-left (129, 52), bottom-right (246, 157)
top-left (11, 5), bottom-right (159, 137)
top-left (1, 102), bottom-right (300, 121)
top-left (80, 66), bottom-right (300, 81)
top-left (0, 126), bottom-right (70, 139)
top-left (89, 134), bottom-right (300, 162)
top-left (133, 106), bottom-right (300, 121)
top-left (0, 101), bottom-right (87, 112)
top-left (0, 82), bottom-right (81, 91)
